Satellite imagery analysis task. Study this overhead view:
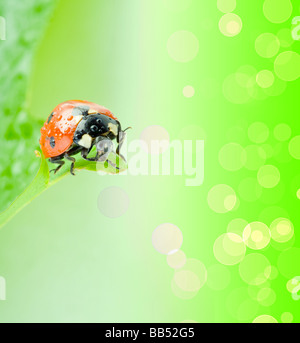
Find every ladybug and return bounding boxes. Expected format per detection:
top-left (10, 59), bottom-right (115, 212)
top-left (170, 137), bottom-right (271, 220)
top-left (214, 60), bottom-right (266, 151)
top-left (39, 100), bottom-right (130, 175)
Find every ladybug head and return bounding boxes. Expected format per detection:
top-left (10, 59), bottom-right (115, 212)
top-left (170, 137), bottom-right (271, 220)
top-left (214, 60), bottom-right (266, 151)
top-left (74, 114), bottom-right (121, 149)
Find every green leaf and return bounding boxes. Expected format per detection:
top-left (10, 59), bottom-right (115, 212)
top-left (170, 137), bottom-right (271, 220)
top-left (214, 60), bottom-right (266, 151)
top-left (0, 151), bottom-right (127, 229)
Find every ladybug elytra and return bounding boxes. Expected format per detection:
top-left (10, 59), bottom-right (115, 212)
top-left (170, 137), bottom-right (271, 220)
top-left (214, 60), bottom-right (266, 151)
top-left (39, 100), bottom-right (129, 175)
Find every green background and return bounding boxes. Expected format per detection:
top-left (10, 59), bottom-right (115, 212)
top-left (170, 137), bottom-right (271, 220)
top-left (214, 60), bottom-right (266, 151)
top-left (0, 0), bottom-right (300, 323)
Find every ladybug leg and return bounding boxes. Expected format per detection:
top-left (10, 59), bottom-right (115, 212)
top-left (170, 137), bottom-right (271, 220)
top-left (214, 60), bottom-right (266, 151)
top-left (49, 157), bottom-right (65, 174)
top-left (64, 153), bottom-right (76, 176)
top-left (116, 129), bottom-right (129, 162)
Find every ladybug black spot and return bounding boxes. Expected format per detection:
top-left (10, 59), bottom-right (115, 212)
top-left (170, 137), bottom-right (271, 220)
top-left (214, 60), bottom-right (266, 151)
top-left (47, 112), bottom-right (54, 124)
top-left (50, 136), bottom-right (55, 148)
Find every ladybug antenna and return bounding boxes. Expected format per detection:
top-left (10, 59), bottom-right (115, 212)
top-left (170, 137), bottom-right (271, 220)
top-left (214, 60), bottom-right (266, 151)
top-left (123, 126), bottom-right (132, 132)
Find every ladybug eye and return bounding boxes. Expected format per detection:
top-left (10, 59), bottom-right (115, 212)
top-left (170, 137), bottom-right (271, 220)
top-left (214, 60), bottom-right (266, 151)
top-left (90, 125), bottom-right (98, 133)
top-left (96, 119), bottom-right (102, 125)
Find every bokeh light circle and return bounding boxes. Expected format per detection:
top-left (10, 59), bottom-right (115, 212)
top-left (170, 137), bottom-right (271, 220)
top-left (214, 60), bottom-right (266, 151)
top-left (256, 70), bottom-right (274, 88)
top-left (270, 218), bottom-right (294, 243)
top-left (97, 186), bottom-right (129, 218)
top-left (255, 33), bottom-right (280, 58)
top-left (239, 253), bottom-right (271, 285)
top-left (243, 222), bottom-right (271, 250)
top-left (167, 31), bottom-right (199, 62)
top-left (218, 143), bottom-right (246, 171)
top-left (248, 122), bottom-right (269, 143)
top-left (213, 233), bottom-right (246, 265)
top-left (253, 314), bottom-right (277, 323)
top-left (281, 312), bottom-right (293, 323)
top-left (277, 28), bottom-right (294, 48)
top-left (263, 0), bottom-right (293, 24)
top-left (257, 287), bottom-right (276, 306)
top-left (274, 51), bottom-right (300, 82)
top-left (226, 288), bottom-right (259, 322)
top-left (219, 13), bottom-right (242, 37)
top-left (227, 218), bottom-right (248, 236)
top-left (257, 165), bottom-right (280, 188)
top-left (173, 259), bottom-right (207, 293)
top-left (289, 136), bottom-right (300, 159)
top-left (274, 123), bottom-right (291, 141)
top-left (167, 250), bottom-right (186, 269)
top-left (244, 145), bottom-right (266, 170)
top-left (152, 223), bottom-right (183, 255)
top-left (217, 0), bottom-right (236, 13)
top-left (207, 184), bottom-right (237, 213)
top-left (183, 85), bottom-right (195, 98)
top-left (140, 125), bottom-right (170, 154)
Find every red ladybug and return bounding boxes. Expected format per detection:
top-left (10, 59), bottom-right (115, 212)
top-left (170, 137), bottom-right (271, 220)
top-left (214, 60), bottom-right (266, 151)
top-left (39, 100), bottom-right (129, 175)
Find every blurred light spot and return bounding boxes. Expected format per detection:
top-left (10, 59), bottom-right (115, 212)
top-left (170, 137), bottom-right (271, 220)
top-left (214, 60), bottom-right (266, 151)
top-left (152, 223), bottom-right (183, 255)
top-left (257, 165), bottom-right (280, 188)
top-left (206, 264), bottom-right (231, 290)
top-left (217, 0), bottom-right (236, 13)
top-left (297, 189), bottom-right (300, 199)
top-left (97, 186), bottom-right (129, 218)
top-left (253, 314), bottom-right (277, 323)
top-left (255, 33), bottom-right (280, 58)
top-left (264, 265), bottom-right (278, 280)
top-left (140, 125), bottom-right (170, 154)
top-left (248, 122), bottom-right (269, 143)
top-left (270, 218), bottom-right (294, 243)
top-left (274, 51), bottom-right (300, 81)
top-left (167, 31), bottom-right (199, 62)
top-left (172, 258), bottom-right (207, 294)
top-left (213, 233), bottom-right (246, 265)
top-left (183, 85), bottom-right (195, 98)
top-left (257, 288), bottom-right (276, 306)
top-left (227, 218), bottom-right (248, 236)
top-left (289, 135), bottom-right (300, 159)
top-left (286, 277), bottom-right (300, 293)
top-left (243, 222), bottom-right (271, 250)
top-left (227, 288), bottom-right (259, 322)
top-left (256, 70), bottom-right (274, 88)
top-left (239, 253), bottom-right (271, 285)
top-left (263, 77), bottom-right (287, 97)
top-left (167, 250), bottom-right (186, 269)
top-left (274, 123), bottom-right (291, 142)
top-left (260, 144), bottom-right (274, 159)
top-left (218, 143), bottom-right (246, 171)
top-left (259, 206), bottom-right (289, 224)
top-left (171, 278), bottom-right (198, 300)
top-left (173, 270), bottom-right (200, 292)
top-left (263, 0), bottom-right (293, 24)
top-left (244, 145), bottom-right (266, 170)
top-left (277, 28), bottom-right (294, 47)
top-left (219, 13), bottom-right (242, 37)
top-left (238, 177), bottom-right (262, 202)
top-left (207, 184), bottom-right (237, 213)
top-left (281, 312), bottom-right (293, 323)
